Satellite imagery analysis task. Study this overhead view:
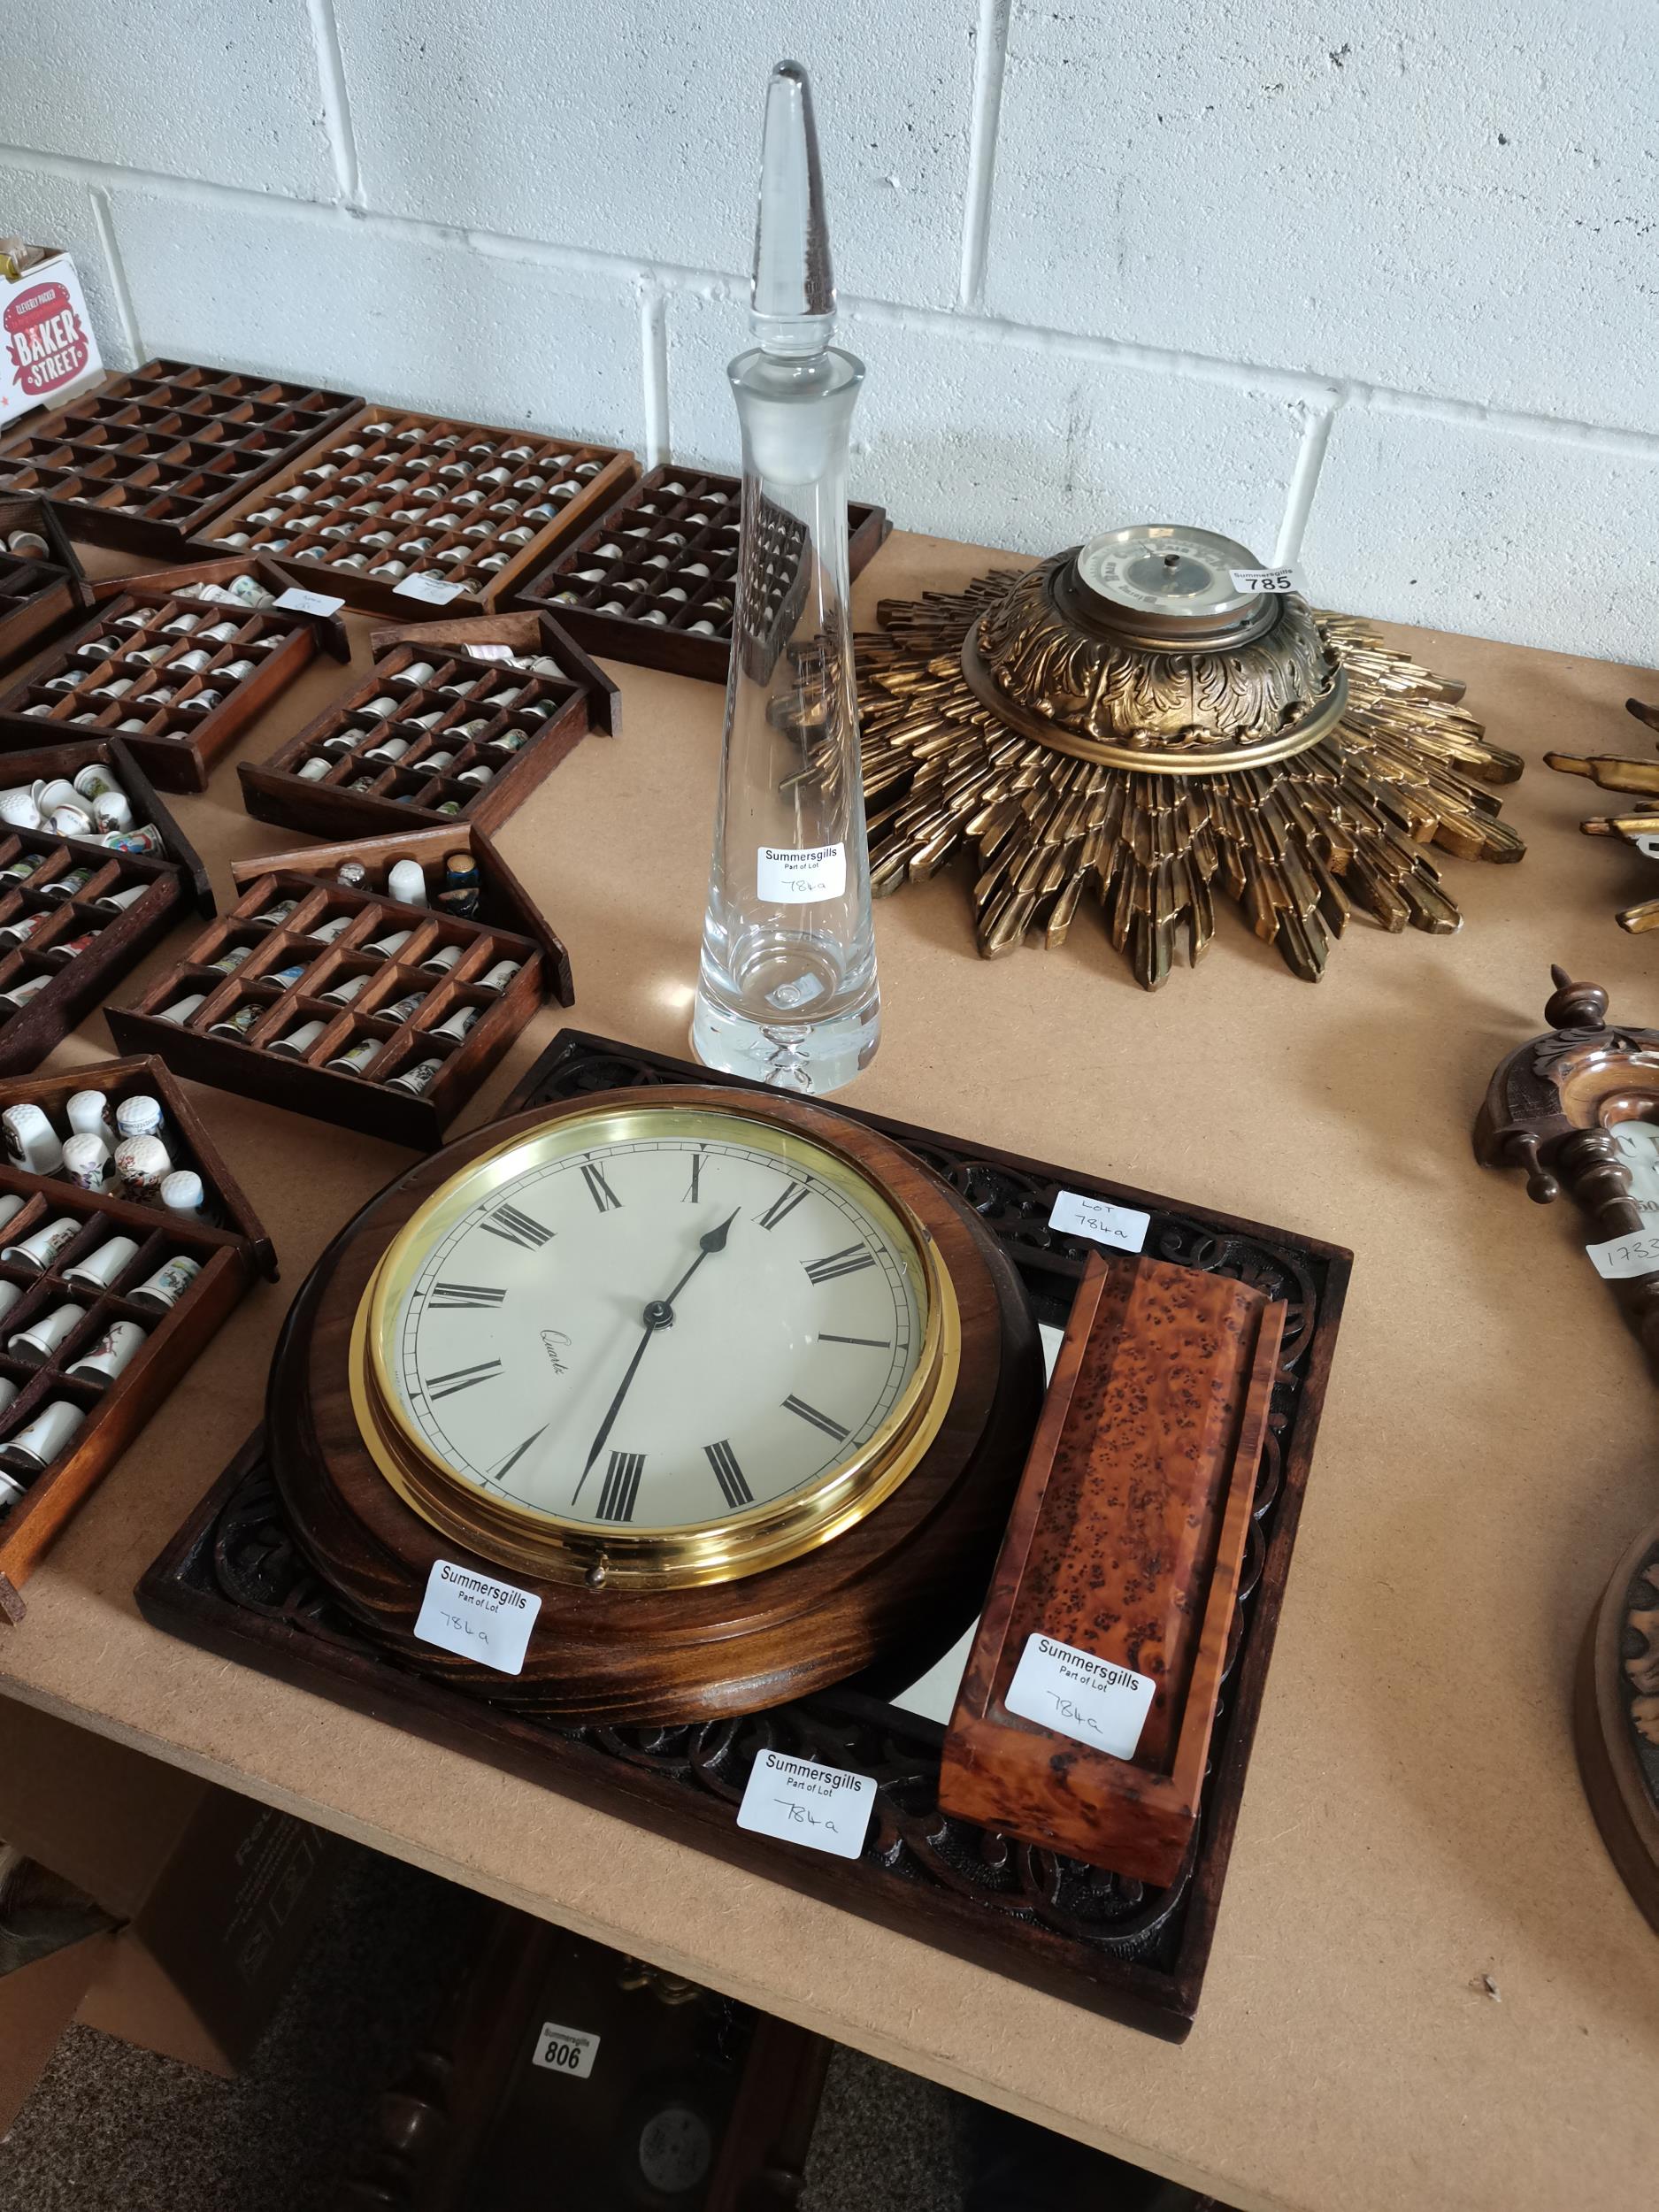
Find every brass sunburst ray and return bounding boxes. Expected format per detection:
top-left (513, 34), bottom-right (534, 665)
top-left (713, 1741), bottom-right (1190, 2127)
top-left (1547, 695), bottom-right (1659, 934)
top-left (856, 534), bottom-right (1525, 988)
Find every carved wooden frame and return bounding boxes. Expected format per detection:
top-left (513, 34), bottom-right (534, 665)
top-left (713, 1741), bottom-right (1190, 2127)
top-left (1475, 964), bottom-right (1659, 1359)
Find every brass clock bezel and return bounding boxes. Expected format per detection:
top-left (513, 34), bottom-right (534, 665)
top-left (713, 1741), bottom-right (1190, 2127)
top-left (346, 1096), bottom-right (962, 1592)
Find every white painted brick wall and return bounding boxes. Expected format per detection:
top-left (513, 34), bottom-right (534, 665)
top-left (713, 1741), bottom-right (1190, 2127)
top-left (1, 3), bottom-right (1655, 663)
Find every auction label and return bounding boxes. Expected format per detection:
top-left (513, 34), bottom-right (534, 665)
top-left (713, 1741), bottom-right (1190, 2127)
top-left (1229, 566), bottom-right (1295, 595)
top-left (414, 1557), bottom-right (541, 1675)
top-left (1586, 1226), bottom-right (1659, 1281)
top-left (1005, 1633), bottom-right (1156, 1759)
top-left (533, 2019), bottom-right (600, 2078)
top-left (394, 570), bottom-right (466, 605)
top-left (1048, 1187), bottom-right (1150, 1255)
top-left (757, 842), bottom-right (846, 904)
top-left (273, 587), bottom-right (344, 618)
top-left (736, 1748), bottom-right (875, 1859)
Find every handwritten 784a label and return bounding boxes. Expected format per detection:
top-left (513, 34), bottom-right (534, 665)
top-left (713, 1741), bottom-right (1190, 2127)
top-left (735, 1748), bottom-right (875, 1859)
top-left (413, 1558), bottom-right (541, 1675)
top-left (1004, 1634), bottom-right (1156, 1759)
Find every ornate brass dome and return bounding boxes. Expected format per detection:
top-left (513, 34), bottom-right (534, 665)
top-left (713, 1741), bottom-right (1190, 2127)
top-left (856, 521), bottom-right (1527, 987)
top-left (964, 527), bottom-right (1346, 772)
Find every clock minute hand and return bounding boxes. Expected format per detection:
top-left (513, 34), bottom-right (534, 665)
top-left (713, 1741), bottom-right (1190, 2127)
top-left (572, 1210), bottom-right (740, 1497)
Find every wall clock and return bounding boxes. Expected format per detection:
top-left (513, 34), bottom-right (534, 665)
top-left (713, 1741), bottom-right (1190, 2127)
top-left (267, 1084), bottom-right (1043, 1724)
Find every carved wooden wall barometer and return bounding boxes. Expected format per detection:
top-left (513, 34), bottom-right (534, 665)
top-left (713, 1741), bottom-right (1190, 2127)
top-left (857, 523), bottom-right (1525, 987)
top-left (268, 1084), bottom-right (1043, 1724)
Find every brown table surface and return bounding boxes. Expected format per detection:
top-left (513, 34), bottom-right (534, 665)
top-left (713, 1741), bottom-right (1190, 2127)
top-left (0, 530), bottom-right (1655, 2212)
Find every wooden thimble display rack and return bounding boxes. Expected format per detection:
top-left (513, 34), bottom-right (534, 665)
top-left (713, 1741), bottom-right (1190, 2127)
top-left (109, 864), bottom-right (557, 1148)
top-left (0, 1053), bottom-right (273, 1620)
top-left (225, 821), bottom-right (575, 1005)
top-left (514, 462), bottom-right (890, 682)
top-left (237, 611), bottom-right (618, 841)
top-left (0, 557), bottom-right (349, 792)
top-left (0, 736), bottom-right (211, 1077)
top-left (0, 358), bottom-right (362, 556)
top-left (0, 495), bottom-right (88, 666)
top-left (199, 405), bottom-right (638, 616)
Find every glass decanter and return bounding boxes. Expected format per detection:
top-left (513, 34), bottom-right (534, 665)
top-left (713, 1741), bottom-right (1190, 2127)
top-left (691, 60), bottom-right (879, 1094)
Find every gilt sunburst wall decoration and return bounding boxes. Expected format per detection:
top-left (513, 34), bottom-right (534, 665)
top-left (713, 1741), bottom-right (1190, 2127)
top-left (855, 526), bottom-right (1525, 988)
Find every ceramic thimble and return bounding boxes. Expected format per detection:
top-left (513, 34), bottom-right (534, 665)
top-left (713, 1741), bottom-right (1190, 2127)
top-left (9, 1300), bottom-right (86, 1363)
top-left (387, 1056), bottom-right (442, 1095)
top-left (114, 1095), bottom-right (165, 1147)
top-left (66, 1090), bottom-right (118, 1144)
top-left (115, 1133), bottom-right (171, 1201)
top-left (3, 1103), bottom-right (62, 1176)
top-left (319, 972), bottom-right (370, 1007)
top-left (365, 927), bottom-right (412, 958)
top-left (270, 1019), bottom-right (326, 1057)
top-left (130, 1255), bottom-right (200, 1311)
top-left (326, 1038), bottom-right (380, 1077)
top-left (0, 1194), bottom-right (27, 1240)
top-left (387, 859), bottom-right (428, 908)
top-left (310, 916), bottom-right (352, 944)
top-left (478, 958), bottom-right (522, 995)
top-left (159, 1171), bottom-right (209, 1219)
top-left (430, 1004), bottom-right (480, 1044)
top-left (60, 1133), bottom-right (113, 1194)
top-left (65, 1317), bottom-right (147, 1389)
top-left (158, 992), bottom-right (207, 1025)
top-left (4, 1399), bottom-right (83, 1471)
top-left (0, 975), bottom-right (53, 1010)
top-left (63, 1233), bottom-right (139, 1294)
top-left (208, 1002), bottom-right (265, 1042)
top-left (2, 1215), bottom-right (80, 1271)
top-left (0, 1283), bottom-right (21, 1327)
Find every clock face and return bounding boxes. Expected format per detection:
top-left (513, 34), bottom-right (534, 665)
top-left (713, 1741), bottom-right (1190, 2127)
top-left (353, 1102), bottom-right (954, 1586)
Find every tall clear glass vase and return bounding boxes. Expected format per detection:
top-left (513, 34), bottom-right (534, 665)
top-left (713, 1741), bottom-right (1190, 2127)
top-left (691, 63), bottom-right (880, 1095)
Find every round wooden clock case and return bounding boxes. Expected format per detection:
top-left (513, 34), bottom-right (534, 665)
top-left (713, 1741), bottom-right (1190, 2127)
top-left (266, 1086), bottom-right (1044, 1724)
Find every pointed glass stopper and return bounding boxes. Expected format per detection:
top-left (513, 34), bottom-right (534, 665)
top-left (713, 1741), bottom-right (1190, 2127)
top-left (749, 60), bottom-right (835, 357)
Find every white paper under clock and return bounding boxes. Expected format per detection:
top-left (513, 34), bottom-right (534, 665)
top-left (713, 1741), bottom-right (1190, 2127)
top-left (1586, 1225), bottom-right (1659, 1280)
top-left (533, 2020), bottom-right (600, 2078)
top-left (413, 1557), bottom-right (541, 1675)
top-left (1048, 1188), bottom-right (1149, 1255)
top-left (757, 842), bottom-right (846, 904)
top-left (468, 642), bottom-right (514, 661)
top-left (394, 571), bottom-right (466, 606)
top-left (1004, 1633), bottom-right (1156, 1759)
top-left (736, 1748), bottom-right (874, 1859)
top-left (273, 587), bottom-right (345, 618)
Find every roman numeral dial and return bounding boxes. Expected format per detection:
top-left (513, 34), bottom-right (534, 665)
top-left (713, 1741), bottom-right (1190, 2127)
top-left (480, 1204), bottom-right (549, 1249)
top-left (391, 1122), bottom-right (926, 1546)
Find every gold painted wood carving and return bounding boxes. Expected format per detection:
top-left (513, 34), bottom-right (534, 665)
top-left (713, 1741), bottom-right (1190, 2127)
top-left (856, 526), bottom-right (1525, 987)
top-left (1547, 696), bottom-right (1659, 933)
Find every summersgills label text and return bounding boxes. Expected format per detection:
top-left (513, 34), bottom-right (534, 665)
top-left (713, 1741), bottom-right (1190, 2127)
top-left (413, 1557), bottom-right (542, 1675)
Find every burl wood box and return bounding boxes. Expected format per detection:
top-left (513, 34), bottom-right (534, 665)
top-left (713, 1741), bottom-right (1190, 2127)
top-left (939, 1249), bottom-right (1286, 1887)
top-left (0, 1054), bottom-right (273, 1620)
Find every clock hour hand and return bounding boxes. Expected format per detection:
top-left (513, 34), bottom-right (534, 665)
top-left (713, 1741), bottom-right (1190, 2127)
top-left (572, 1210), bottom-right (739, 1497)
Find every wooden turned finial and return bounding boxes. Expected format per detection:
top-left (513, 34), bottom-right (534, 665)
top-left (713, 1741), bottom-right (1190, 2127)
top-left (1502, 1129), bottom-right (1560, 1204)
top-left (1545, 964), bottom-right (1609, 1032)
